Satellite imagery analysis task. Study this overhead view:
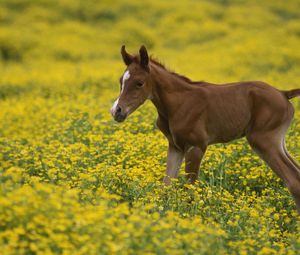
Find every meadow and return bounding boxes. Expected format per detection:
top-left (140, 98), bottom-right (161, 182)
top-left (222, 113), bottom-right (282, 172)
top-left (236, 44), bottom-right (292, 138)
top-left (0, 0), bottom-right (300, 254)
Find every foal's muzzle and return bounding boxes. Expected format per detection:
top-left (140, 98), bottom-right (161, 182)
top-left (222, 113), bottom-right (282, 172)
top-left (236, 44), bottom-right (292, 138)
top-left (111, 105), bottom-right (127, 123)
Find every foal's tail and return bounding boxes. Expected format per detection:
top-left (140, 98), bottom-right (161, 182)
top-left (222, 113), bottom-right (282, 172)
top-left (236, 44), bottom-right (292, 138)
top-left (282, 89), bottom-right (300, 100)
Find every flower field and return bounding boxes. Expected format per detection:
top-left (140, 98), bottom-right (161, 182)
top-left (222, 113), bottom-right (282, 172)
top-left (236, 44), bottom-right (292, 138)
top-left (0, 0), bottom-right (300, 254)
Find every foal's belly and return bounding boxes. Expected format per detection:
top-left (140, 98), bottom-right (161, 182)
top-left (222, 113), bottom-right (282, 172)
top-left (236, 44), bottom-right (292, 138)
top-left (204, 97), bottom-right (252, 144)
top-left (207, 125), bottom-right (247, 144)
top-left (171, 84), bottom-right (254, 148)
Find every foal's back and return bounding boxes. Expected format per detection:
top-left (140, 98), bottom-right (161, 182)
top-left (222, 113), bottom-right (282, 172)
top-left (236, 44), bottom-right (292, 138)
top-left (193, 81), bottom-right (291, 144)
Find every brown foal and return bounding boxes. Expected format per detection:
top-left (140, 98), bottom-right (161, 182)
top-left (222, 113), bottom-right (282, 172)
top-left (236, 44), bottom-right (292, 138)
top-left (111, 45), bottom-right (300, 214)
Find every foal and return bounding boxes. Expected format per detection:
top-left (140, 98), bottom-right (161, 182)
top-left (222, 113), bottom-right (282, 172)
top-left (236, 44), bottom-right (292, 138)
top-left (111, 45), bottom-right (300, 213)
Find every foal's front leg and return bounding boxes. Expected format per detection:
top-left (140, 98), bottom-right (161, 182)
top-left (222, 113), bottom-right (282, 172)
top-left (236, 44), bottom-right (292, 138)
top-left (185, 147), bottom-right (205, 184)
top-left (163, 144), bottom-right (184, 185)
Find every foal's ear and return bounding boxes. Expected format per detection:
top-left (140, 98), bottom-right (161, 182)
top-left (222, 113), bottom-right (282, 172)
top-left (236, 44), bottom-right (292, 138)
top-left (121, 45), bottom-right (133, 66)
top-left (139, 45), bottom-right (149, 72)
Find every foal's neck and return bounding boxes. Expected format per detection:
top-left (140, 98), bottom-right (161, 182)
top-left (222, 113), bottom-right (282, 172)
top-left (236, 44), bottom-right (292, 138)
top-left (149, 63), bottom-right (191, 119)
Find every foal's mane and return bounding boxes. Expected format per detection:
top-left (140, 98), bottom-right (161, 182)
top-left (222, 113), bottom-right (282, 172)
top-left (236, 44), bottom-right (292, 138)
top-left (149, 57), bottom-right (204, 85)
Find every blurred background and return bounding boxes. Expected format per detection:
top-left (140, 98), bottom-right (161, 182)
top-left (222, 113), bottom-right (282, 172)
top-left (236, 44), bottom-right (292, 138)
top-left (1, 0), bottom-right (300, 90)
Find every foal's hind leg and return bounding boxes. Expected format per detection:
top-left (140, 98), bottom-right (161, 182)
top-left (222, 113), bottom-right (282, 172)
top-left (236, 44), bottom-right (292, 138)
top-left (247, 131), bottom-right (300, 214)
top-left (283, 140), bottom-right (300, 171)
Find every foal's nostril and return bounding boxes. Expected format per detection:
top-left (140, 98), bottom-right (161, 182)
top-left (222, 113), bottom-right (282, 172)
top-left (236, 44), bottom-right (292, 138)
top-left (116, 106), bottom-right (122, 114)
top-left (112, 104), bottom-right (127, 122)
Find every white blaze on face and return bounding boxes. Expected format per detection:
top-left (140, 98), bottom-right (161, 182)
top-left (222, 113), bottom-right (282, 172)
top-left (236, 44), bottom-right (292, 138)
top-left (121, 70), bottom-right (130, 92)
top-left (111, 70), bottom-right (131, 116)
top-left (110, 98), bottom-right (119, 116)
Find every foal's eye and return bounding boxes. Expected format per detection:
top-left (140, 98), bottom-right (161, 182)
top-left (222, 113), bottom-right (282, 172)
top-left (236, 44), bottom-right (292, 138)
top-left (136, 81), bottom-right (144, 88)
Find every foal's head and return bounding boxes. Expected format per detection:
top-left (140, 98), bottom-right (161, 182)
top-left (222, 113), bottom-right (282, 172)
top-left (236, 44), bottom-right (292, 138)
top-left (111, 45), bottom-right (151, 122)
